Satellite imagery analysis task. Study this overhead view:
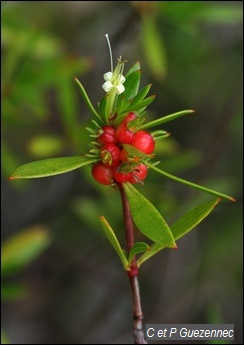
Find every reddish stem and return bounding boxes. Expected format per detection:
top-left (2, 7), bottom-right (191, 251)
top-left (118, 183), bottom-right (135, 252)
top-left (118, 183), bottom-right (147, 344)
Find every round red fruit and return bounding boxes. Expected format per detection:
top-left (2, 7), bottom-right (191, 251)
top-left (100, 144), bottom-right (121, 167)
top-left (129, 163), bottom-right (148, 184)
top-left (130, 130), bottom-right (155, 154)
top-left (98, 126), bottom-right (117, 145)
top-left (92, 162), bottom-right (113, 185)
top-left (116, 122), bottom-right (135, 144)
top-left (124, 112), bottom-right (137, 123)
top-left (112, 166), bottom-right (130, 183)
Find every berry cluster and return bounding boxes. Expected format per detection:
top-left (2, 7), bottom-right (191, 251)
top-left (92, 113), bottom-right (155, 185)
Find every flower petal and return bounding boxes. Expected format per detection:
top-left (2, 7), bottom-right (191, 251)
top-left (103, 72), bottom-right (113, 81)
top-left (118, 74), bottom-right (126, 84)
top-left (115, 84), bottom-right (125, 94)
top-left (102, 80), bottom-right (113, 92)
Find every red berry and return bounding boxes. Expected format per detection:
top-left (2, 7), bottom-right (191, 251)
top-left (130, 130), bottom-right (155, 154)
top-left (129, 163), bottom-right (148, 184)
top-left (124, 112), bottom-right (137, 123)
top-left (112, 166), bottom-right (130, 183)
top-left (98, 126), bottom-right (117, 145)
top-left (116, 122), bottom-right (135, 144)
top-left (115, 112), bottom-right (139, 144)
top-left (92, 162), bottom-right (113, 185)
top-left (100, 144), bottom-right (121, 167)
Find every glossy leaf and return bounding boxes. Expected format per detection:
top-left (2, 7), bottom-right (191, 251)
top-left (115, 94), bottom-right (125, 115)
top-left (98, 94), bottom-right (109, 124)
top-left (9, 156), bottom-right (99, 179)
top-left (125, 61), bottom-right (141, 76)
top-left (123, 183), bottom-right (176, 247)
top-left (137, 198), bottom-right (221, 267)
top-left (128, 242), bottom-right (150, 265)
top-left (1, 225), bottom-right (51, 276)
top-left (99, 215), bottom-right (129, 270)
top-left (147, 162), bottom-right (236, 202)
top-left (129, 84), bottom-right (152, 107)
top-left (123, 70), bottom-right (141, 101)
top-left (140, 109), bottom-right (195, 130)
top-left (124, 95), bottom-right (156, 113)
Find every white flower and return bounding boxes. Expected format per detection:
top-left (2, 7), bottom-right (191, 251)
top-left (102, 71), bottom-right (125, 94)
top-left (102, 34), bottom-right (126, 95)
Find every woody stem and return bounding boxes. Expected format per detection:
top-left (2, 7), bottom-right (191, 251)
top-left (118, 183), bottom-right (147, 344)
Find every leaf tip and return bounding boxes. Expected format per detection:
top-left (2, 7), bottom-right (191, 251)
top-left (173, 243), bottom-right (178, 249)
top-left (222, 195), bottom-right (236, 203)
top-left (8, 175), bottom-right (15, 181)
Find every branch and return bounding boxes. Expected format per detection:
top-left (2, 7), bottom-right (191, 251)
top-left (118, 183), bottom-right (147, 344)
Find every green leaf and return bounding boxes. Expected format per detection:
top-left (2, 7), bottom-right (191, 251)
top-left (147, 162), bottom-right (236, 202)
top-left (125, 61), bottom-right (141, 76)
top-left (123, 183), bottom-right (176, 247)
top-left (74, 77), bottom-right (101, 121)
top-left (171, 198), bottom-right (221, 240)
top-left (140, 109), bottom-right (195, 130)
top-left (123, 144), bottom-right (154, 159)
top-left (114, 97), bottom-right (131, 126)
top-left (9, 156), bottom-right (99, 179)
top-left (115, 94), bottom-right (125, 115)
top-left (124, 95), bottom-right (156, 113)
top-left (137, 198), bottom-right (221, 267)
top-left (123, 70), bottom-right (141, 100)
top-left (151, 130), bottom-right (170, 141)
top-left (98, 94), bottom-right (109, 124)
top-left (129, 84), bottom-right (152, 107)
top-left (99, 215), bottom-right (129, 270)
top-left (1, 225), bottom-right (51, 276)
top-left (128, 242), bottom-right (150, 265)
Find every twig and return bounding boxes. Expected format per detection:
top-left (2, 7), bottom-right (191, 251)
top-left (118, 183), bottom-right (147, 344)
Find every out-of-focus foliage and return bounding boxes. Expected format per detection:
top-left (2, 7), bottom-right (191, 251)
top-left (1, 225), bottom-right (51, 342)
top-left (1, 225), bottom-right (51, 277)
top-left (1, 1), bottom-right (242, 344)
top-left (1, 3), bottom-right (92, 181)
top-left (1, 328), bottom-right (10, 345)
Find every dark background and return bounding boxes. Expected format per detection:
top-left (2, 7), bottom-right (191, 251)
top-left (1, 1), bottom-right (243, 344)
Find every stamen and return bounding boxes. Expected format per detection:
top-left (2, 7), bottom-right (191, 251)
top-left (105, 34), bottom-right (113, 72)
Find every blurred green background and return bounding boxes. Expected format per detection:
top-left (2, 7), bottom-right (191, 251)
top-left (1, 1), bottom-right (242, 344)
